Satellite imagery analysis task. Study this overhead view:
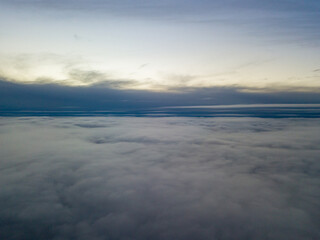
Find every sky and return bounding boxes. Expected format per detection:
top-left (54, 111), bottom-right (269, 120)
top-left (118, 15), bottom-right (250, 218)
top-left (1, 0), bottom-right (320, 94)
top-left (1, 117), bottom-right (320, 239)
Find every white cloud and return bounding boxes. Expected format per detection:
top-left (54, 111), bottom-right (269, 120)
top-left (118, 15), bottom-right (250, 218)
top-left (0, 117), bottom-right (319, 239)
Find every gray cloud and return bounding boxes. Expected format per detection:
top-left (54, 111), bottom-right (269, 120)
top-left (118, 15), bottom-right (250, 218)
top-left (0, 117), bottom-right (319, 239)
top-left (3, 0), bottom-right (320, 45)
top-left (1, 79), bottom-right (320, 117)
top-left (3, 0), bottom-right (320, 16)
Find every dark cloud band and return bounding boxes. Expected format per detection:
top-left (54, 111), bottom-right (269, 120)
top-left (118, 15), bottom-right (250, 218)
top-left (1, 79), bottom-right (320, 117)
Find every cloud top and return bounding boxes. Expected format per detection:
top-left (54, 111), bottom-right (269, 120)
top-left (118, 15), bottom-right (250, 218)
top-left (0, 117), bottom-right (319, 239)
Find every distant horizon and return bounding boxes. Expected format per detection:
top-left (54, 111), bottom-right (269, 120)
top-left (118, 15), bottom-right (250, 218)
top-left (2, 103), bottom-right (320, 118)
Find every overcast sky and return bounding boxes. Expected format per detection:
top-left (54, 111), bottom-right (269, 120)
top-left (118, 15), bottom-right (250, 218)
top-left (1, 0), bottom-right (320, 92)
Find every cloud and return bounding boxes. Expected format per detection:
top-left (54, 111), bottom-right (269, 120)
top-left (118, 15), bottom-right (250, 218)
top-left (3, 0), bottom-right (320, 16)
top-left (3, 0), bottom-right (320, 45)
top-left (1, 78), bottom-right (320, 116)
top-left (0, 54), bottom-right (139, 88)
top-left (67, 69), bottom-right (137, 88)
top-left (0, 117), bottom-right (319, 239)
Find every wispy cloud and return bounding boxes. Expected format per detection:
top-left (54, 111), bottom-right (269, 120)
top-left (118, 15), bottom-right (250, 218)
top-left (2, 0), bottom-right (320, 46)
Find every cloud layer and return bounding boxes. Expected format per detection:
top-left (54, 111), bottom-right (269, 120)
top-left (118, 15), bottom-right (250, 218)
top-left (1, 79), bottom-right (320, 116)
top-left (0, 117), bottom-right (319, 239)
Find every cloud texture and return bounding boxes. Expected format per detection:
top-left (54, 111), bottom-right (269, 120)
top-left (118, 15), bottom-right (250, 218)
top-left (1, 79), bottom-right (320, 116)
top-left (0, 117), bottom-right (319, 239)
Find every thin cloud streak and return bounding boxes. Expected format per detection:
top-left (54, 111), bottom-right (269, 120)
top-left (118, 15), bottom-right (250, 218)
top-left (2, 0), bottom-right (320, 50)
